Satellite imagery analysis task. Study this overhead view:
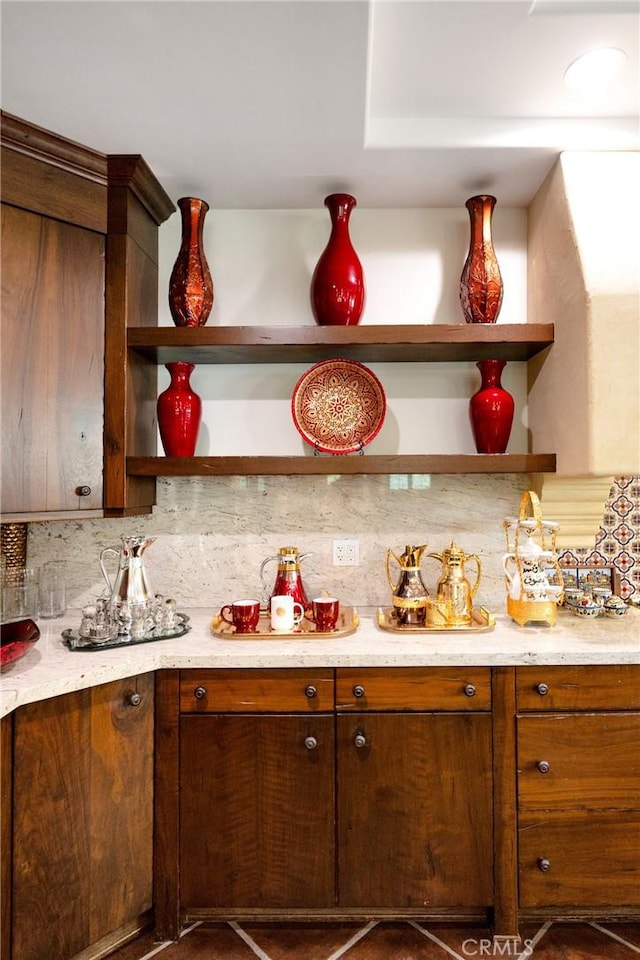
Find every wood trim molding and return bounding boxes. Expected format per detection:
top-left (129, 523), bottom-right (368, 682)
top-left (107, 155), bottom-right (175, 227)
top-left (1, 111), bottom-right (107, 184)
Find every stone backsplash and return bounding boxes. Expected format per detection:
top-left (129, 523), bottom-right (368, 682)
top-left (27, 474), bottom-right (529, 614)
top-left (25, 473), bottom-right (639, 616)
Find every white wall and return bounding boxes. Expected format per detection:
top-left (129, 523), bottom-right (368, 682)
top-left (156, 206), bottom-right (530, 456)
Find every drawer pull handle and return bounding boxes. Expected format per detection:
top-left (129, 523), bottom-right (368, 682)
top-left (463, 683), bottom-right (476, 697)
top-left (354, 732), bottom-right (367, 748)
top-left (537, 760), bottom-right (550, 774)
top-left (305, 685), bottom-right (317, 699)
top-left (194, 686), bottom-right (207, 700)
top-left (127, 692), bottom-right (142, 707)
top-left (304, 736), bottom-right (318, 751)
top-left (75, 485), bottom-right (92, 497)
top-left (536, 682), bottom-right (549, 696)
top-left (353, 685), bottom-right (365, 698)
top-left (538, 858), bottom-right (551, 873)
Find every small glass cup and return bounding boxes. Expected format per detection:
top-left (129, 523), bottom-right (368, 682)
top-left (38, 560), bottom-right (67, 619)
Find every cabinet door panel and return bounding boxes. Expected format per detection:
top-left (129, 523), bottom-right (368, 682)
top-left (12, 690), bottom-right (92, 960)
top-left (1, 204), bottom-right (104, 514)
top-left (518, 714), bottom-right (640, 810)
top-left (519, 814), bottom-right (640, 907)
top-left (89, 674), bottom-right (154, 941)
top-left (337, 713), bottom-right (493, 908)
top-left (180, 714), bottom-right (334, 909)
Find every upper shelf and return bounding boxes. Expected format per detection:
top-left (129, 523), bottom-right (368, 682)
top-left (127, 323), bottom-right (554, 364)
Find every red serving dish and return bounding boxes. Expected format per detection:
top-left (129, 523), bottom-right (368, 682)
top-left (1, 618), bottom-right (40, 670)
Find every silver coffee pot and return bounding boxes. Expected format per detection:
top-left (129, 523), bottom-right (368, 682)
top-left (100, 535), bottom-right (156, 612)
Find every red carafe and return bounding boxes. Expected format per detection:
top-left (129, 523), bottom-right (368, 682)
top-left (260, 547), bottom-right (312, 610)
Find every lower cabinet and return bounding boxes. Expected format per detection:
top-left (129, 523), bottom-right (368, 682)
top-left (10, 674), bottom-right (155, 960)
top-left (516, 666), bottom-right (640, 911)
top-left (174, 666), bottom-right (493, 923)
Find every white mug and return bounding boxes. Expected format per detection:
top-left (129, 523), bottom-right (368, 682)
top-left (270, 594), bottom-right (304, 633)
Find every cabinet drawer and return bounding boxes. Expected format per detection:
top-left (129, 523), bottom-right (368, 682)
top-left (518, 714), bottom-right (640, 811)
top-left (518, 813), bottom-right (640, 908)
top-left (516, 665), bottom-right (640, 711)
top-left (179, 669), bottom-right (334, 713)
top-left (336, 667), bottom-right (491, 711)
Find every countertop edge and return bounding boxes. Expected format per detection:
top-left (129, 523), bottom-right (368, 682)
top-left (2, 607), bottom-right (639, 718)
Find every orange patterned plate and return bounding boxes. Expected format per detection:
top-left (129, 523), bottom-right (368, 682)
top-left (291, 358), bottom-right (386, 454)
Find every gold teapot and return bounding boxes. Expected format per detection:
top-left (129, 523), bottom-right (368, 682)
top-left (427, 541), bottom-right (480, 626)
top-left (386, 544), bottom-right (430, 625)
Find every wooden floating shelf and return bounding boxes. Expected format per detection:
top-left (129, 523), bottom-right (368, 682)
top-left (127, 454), bottom-right (557, 477)
top-left (128, 323), bottom-right (554, 364)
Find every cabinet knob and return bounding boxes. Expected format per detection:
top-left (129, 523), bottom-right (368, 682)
top-left (305, 685), bottom-right (317, 699)
top-left (353, 685), bottom-right (365, 698)
top-left (537, 760), bottom-right (550, 774)
top-left (538, 858), bottom-right (551, 873)
top-left (194, 686), bottom-right (207, 700)
top-left (127, 692), bottom-right (142, 707)
top-left (75, 485), bottom-right (92, 497)
top-left (536, 682), bottom-right (549, 696)
top-left (304, 736), bottom-right (318, 750)
top-left (463, 683), bottom-right (476, 697)
top-left (354, 732), bottom-right (367, 748)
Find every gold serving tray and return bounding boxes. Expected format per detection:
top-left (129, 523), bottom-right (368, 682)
top-left (377, 605), bottom-right (495, 634)
top-left (210, 605), bottom-right (359, 640)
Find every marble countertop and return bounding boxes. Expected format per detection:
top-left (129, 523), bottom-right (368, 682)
top-left (2, 605), bottom-right (639, 718)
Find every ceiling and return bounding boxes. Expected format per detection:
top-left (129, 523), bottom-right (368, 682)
top-left (2, 0), bottom-right (638, 208)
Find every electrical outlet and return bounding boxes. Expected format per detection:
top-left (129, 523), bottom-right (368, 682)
top-left (333, 539), bottom-right (360, 566)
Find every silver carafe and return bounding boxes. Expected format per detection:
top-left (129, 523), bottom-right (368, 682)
top-left (100, 535), bottom-right (156, 612)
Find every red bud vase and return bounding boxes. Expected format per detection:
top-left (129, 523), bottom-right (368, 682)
top-left (460, 194), bottom-right (503, 324)
top-left (168, 197), bottom-right (214, 327)
top-left (469, 359), bottom-right (514, 454)
top-left (311, 193), bottom-right (365, 326)
top-left (157, 362), bottom-right (201, 457)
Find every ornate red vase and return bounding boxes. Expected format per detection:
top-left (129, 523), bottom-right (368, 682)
top-left (310, 193), bottom-right (365, 326)
top-left (157, 362), bottom-right (201, 457)
top-left (469, 359), bottom-right (514, 454)
top-left (168, 197), bottom-right (214, 327)
top-left (460, 194), bottom-right (503, 324)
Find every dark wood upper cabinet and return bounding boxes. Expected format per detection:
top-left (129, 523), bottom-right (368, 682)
top-left (0, 112), bottom-right (173, 520)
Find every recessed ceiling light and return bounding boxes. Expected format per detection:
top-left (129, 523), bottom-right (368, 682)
top-left (564, 47), bottom-right (628, 93)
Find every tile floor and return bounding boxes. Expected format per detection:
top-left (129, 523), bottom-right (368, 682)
top-left (111, 919), bottom-right (640, 960)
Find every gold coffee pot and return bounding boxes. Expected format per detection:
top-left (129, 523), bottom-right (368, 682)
top-left (386, 544), bottom-right (430, 625)
top-left (428, 541), bottom-right (480, 626)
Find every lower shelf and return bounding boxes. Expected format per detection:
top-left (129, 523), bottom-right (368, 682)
top-left (127, 454), bottom-right (556, 477)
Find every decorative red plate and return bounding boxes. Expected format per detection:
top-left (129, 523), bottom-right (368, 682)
top-left (291, 359), bottom-right (386, 454)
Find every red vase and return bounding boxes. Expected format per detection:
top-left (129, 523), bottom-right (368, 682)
top-left (168, 197), bottom-right (214, 327)
top-left (310, 193), bottom-right (365, 326)
top-left (157, 362), bottom-right (201, 457)
top-left (460, 194), bottom-right (503, 324)
top-left (469, 359), bottom-right (514, 454)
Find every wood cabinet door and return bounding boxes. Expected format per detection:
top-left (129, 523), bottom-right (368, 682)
top-left (179, 714), bottom-right (335, 910)
top-left (518, 713), bottom-right (640, 908)
top-left (11, 675), bottom-right (154, 960)
top-left (1, 203), bottom-right (104, 515)
top-left (337, 713), bottom-right (493, 908)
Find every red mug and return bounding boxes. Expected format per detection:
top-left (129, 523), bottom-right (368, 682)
top-left (309, 596), bottom-right (340, 632)
top-left (220, 598), bottom-right (261, 633)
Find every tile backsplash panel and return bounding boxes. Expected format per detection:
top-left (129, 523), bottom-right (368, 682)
top-left (27, 474), bottom-right (529, 614)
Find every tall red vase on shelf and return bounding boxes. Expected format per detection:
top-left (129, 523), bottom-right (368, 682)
top-left (460, 194), bottom-right (503, 324)
top-left (168, 197), bottom-right (214, 327)
top-left (310, 193), bottom-right (365, 326)
top-left (469, 359), bottom-right (514, 454)
top-left (157, 362), bottom-right (201, 457)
